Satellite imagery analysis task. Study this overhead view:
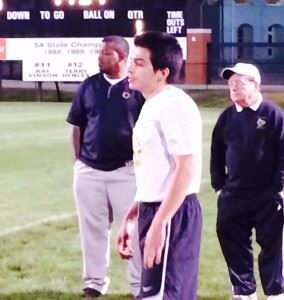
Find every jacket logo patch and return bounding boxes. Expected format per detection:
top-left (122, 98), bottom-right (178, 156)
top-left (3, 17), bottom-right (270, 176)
top-left (122, 91), bottom-right (131, 99)
top-left (256, 117), bottom-right (266, 129)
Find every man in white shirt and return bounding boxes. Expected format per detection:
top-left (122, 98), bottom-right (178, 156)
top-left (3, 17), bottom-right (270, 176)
top-left (117, 31), bottom-right (203, 300)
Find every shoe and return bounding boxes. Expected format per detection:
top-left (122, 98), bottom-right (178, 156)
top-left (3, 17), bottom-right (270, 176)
top-left (233, 293), bottom-right (257, 300)
top-left (267, 294), bottom-right (284, 300)
top-left (81, 287), bottom-right (101, 298)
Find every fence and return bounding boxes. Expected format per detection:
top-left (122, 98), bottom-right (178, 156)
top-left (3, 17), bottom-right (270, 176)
top-left (0, 61), bottom-right (22, 80)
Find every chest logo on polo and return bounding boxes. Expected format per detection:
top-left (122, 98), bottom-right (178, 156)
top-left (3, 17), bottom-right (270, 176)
top-left (256, 117), bottom-right (266, 129)
top-left (122, 91), bottom-right (131, 99)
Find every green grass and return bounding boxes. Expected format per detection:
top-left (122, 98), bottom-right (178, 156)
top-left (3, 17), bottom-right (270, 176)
top-left (188, 89), bottom-right (284, 109)
top-left (1, 97), bottom-right (282, 299)
top-left (0, 88), bottom-right (73, 102)
top-left (1, 86), bottom-right (284, 108)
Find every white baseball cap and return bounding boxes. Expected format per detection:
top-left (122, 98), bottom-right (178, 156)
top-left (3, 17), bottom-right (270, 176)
top-left (220, 63), bottom-right (261, 84)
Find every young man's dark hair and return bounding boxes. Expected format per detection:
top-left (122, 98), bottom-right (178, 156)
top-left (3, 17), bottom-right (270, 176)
top-left (134, 31), bottom-right (183, 83)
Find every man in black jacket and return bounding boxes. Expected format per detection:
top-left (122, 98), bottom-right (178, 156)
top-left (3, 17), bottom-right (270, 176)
top-left (210, 63), bottom-right (284, 300)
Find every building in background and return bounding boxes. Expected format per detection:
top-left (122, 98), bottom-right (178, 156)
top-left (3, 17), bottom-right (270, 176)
top-left (203, 0), bottom-right (284, 83)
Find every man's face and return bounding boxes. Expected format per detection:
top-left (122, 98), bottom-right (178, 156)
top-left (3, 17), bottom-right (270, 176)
top-left (228, 73), bottom-right (259, 107)
top-left (128, 46), bottom-right (159, 96)
top-left (98, 42), bottom-right (120, 75)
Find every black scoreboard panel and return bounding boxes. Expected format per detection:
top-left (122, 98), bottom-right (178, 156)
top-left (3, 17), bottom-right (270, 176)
top-left (0, 1), bottom-right (187, 37)
top-left (2, 0), bottom-right (186, 10)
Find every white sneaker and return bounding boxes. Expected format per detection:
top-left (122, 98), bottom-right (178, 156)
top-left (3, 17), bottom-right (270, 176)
top-left (233, 292), bottom-right (258, 300)
top-left (267, 294), bottom-right (284, 300)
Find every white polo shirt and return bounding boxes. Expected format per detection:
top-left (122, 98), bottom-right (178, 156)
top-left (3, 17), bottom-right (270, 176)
top-left (133, 85), bottom-right (202, 203)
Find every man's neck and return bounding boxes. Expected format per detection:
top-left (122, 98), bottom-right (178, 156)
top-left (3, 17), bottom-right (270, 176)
top-left (143, 83), bottom-right (169, 100)
top-left (105, 71), bottom-right (125, 80)
top-left (104, 64), bottom-right (127, 80)
top-left (103, 73), bottom-right (126, 85)
top-left (237, 92), bottom-right (259, 108)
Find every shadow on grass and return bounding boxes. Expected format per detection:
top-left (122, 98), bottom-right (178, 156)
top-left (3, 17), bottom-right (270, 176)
top-left (0, 291), bottom-right (229, 300)
top-left (198, 297), bottom-right (228, 300)
top-left (0, 291), bottom-right (135, 300)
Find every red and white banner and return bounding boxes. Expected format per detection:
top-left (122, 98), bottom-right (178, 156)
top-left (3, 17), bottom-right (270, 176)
top-left (0, 38), bottom-right (6, 60)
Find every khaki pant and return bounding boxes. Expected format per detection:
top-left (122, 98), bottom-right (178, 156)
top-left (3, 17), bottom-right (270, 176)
top-left (73, 160), bottom-right (141, 296)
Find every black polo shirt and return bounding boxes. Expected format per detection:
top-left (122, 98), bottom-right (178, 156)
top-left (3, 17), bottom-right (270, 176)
top-left (67, 73), bottom-right (144, 171)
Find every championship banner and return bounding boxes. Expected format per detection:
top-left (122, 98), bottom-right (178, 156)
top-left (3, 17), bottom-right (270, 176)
top-left (3, 37), bottom-right (187, 82)
top-left (7, 37), bottom-right (102, 81)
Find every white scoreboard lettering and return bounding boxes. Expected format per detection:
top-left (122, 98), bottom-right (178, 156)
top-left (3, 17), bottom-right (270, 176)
top-left (40, 11), bottom-right (51, 20)
top-left (7, 11), bottom-right (30, 20)
top-left (83, 10), bottom-right (115, 19)
top-left (127, 10), bottom-right (143, 19)
top-left (53, 10), bottom-right (65, 20)
top-left (166, 11), bottom-right (185, 35)
top-left (39, 10), bottom-right (65, 20)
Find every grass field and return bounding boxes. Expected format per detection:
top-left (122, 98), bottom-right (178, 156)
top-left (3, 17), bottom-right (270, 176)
top-left (0, 98), bottom-right (275, 300)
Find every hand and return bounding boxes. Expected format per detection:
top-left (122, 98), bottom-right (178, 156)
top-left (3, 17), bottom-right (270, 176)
top-left (117, 218), bottom-right (135, 260)
top-left (143, 223), bottom-right (166, 269)
top-left (216, 189), bottom-right (222, 197)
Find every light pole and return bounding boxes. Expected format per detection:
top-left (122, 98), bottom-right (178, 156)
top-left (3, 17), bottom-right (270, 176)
top-left (199, 0), bottom-right (206, 28)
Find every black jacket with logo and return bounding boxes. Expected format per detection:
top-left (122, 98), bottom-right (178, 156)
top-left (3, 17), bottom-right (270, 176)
top-left (210, 99), bottom-right (284, 194)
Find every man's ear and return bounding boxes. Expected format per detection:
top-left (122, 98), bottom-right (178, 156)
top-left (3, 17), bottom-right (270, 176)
top-left (255, 82), bottom-right (261, 91)
top-left (157, 68), bottom-right (170, 82)
top-left (118, 51), bottom-right (127, 62)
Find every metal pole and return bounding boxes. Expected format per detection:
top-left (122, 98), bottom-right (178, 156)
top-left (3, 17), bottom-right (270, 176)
top-left (0, 61), bottom-right (3, 101)
top-left (37, 81), bottom-right (43, 102)
top-left (199, 0), bottom-right (206, 28)
top-left (54, 81), bottom-right (62, 102)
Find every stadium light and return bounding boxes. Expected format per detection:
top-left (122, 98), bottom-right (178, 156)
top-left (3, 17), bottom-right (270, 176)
top-left (135, 20), bottom-right (144, 36)
top-left (78, 0), bottom-right (92, 6)
top-left (0, 0), bottom-right (3, 11)
top-left (54, 0), bottom-right (63, 7)
top-left (99, 0), bottom-right (106, 5)
top-left (68, 0), bottom-right (76, 6)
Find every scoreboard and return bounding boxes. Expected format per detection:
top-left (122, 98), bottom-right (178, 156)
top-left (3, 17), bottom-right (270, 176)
top-left (0, 1), bottom-right (186, 37)
top-left (0, 9), bottom-right (185, 37)
top-left (0, 1), bottom-right (187, 82)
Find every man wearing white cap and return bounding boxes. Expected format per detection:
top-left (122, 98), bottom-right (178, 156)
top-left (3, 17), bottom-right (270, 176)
top-left (210, 63), bottom-right (284, 300)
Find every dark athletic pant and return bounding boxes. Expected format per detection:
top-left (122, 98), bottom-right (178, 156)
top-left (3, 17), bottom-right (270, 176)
top-left (138, 194), bottom-right (202, 300)
top-left (217, 190), bottom-right (284, 296)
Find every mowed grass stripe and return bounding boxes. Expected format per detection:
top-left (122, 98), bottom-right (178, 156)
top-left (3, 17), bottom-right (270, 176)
top-left (0, 213), bottom-right (76, 237)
